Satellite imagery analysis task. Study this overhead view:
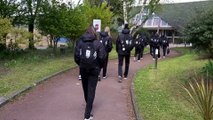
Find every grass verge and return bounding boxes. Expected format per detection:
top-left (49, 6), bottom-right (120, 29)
top-left (134, 48), bottom-right (208, 120)
top-left (0, 49), bottom-right (76, 97)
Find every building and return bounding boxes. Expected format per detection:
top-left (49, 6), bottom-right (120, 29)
top-left (130, 0), bottom-right (213, 43)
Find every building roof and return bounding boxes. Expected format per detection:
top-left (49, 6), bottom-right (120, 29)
top-left (130, 1), bottom-right (213, 32)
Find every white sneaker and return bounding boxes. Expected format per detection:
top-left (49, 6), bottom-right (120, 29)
top-left (84, 115), bottom-right (93, 120)
top-left (137, 60), bottom-right (140, 62)
top-left (78, 75), bottom-right (82, 80)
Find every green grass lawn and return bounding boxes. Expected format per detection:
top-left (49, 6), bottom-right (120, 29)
top-left (134, 48), bottom-right (207, 120)
top-left (0, 49), bottom-right (76, 97)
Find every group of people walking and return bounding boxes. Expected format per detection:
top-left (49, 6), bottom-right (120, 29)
top-left (74, 23), bottom-right (169, 120)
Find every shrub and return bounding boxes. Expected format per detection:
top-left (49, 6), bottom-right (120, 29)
top-left (182, 74), bottom-right (213, 120)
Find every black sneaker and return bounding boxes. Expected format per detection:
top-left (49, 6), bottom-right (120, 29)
top-left (98, 76), bottom-right (101, 81)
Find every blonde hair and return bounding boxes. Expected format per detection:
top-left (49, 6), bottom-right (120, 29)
top-left (104, 26), bottom-right (111, 37)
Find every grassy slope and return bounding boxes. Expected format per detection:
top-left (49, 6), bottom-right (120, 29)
top-left (134, 48), bottom-right (207, 120)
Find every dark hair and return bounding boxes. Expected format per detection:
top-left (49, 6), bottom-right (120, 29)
top-left (86, 25), bottom-right (97, 39)
top-left (124, 24), bottom-right (129, 29)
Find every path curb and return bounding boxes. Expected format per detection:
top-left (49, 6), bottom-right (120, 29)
top-left (0, 67), bottom-right (76, 108)
top-left (130, 73), bottom-right (143, 120)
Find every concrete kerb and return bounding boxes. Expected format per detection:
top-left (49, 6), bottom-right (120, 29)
top-left (130, 72), bottom-right (143, 120)
top-left (0, 67), bottom-right (76, 108)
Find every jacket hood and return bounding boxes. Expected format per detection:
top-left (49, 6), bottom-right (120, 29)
top-left (82, 33), bottom-right (96, 42)
top-left (100, 32), bottom-right (108, 37)
top-left (122, 28), bottom-right (130, 34)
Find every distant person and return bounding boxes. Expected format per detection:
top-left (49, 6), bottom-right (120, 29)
top-left (149, 33), bottom-right (154, 56)
top-left (160, 34), bottom-right (169, 58)
top-left (134, 33), bottom-right (147, 62)
top-left (74, 25), bottom-right (106, 120)
top-left (99, 26), bottom-right (113, 79)
top-left (151, 33), bottom-right (161, 59)
top-left (116, 24), bottom-right (134, 83)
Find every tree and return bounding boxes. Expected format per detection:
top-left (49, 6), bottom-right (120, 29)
top-left (0, 0), bottom-right (20, 50)
top-left (130, 0), bottom-right (160, 35)
top-left (20, 0), bottom-right (43, 49)
top-left (37, 0), bottom-right (89, 51)
top-left (185, 7), bottom-right (213, 58)
top-left (0, 0), bottom-right (19, 24)
top-left (82, 2), bottom-right (113, 30)
top-left (0, 17), bottom-right (12, 50)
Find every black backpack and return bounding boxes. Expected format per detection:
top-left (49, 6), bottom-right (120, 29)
top-left (80, 41), bottom-right (97, 66)
top-left (162, 39), bottom-right (168, 46)
top-left (135, 38), bottom-right (142, 48)
top-left (100, 36), bottom-right (109, 51)
top-left (121, 34), bottom-right (132, 52)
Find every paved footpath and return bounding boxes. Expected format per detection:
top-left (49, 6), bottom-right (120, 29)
top-left (0, 50), bottom-right (180, 120)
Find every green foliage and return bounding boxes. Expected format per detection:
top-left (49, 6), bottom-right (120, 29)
top-left (0, 17), bottom-right (12, 43)
top-left (182, 75), bottom-right (213, 120)
top-left (82, 2), bottom-right (113, 31)
top-left (202, 60), bottom-right (213, 79)
top-left (0, 0), bottom-right (19, 25)
top-left (185, 7), bottom-right (213, 58)
top-left (37, 1), bottom-right (89, 40)
top-left (8, 28), bottom-right (31, 45)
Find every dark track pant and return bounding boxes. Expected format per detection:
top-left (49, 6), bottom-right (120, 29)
top-left (102, 55), bottom-right (109, 77)
top-left (118, 54), bottom-right (130, 77)
top-left (162, 46), bottom-right (167, 56)
top-left (134, 47), bottom-right (142, 60)
top-left (80, 67), bottom-right (99, 119)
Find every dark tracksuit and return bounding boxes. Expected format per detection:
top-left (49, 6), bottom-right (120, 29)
top-left (160, 35), bottom-right (169, 57)
top-left (134, 38), bottom-right (142, 60)
top-left (99, 32), bottom-right (113, 77)
top-left (74, 33), bottom-right (106, 119)
top-left (141, 34), bottom-right (147, 58)
top-left (151, 35), bottom-right (161, 58)
top-left (149, 37), bottom-right (154, 56)
top-left (116, 29), bottom-right (134, 78)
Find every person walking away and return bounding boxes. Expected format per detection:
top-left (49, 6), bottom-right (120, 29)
top-left (139, 33), bottom-right (147, 60)
top-left (116, 24), bottom-right (134, 83)
top-left (149, 33), bottom-right (155, 56)
top-left (134, 34), bottom-right (142, 62)
top-left (151, 33), bottom-right (161, 60)
top-left (74, 26), bottom-right (106, 120)
top-left (160, 34), bottom-right (169, 58)
top-left (99, 26), bottom-right (113, 79)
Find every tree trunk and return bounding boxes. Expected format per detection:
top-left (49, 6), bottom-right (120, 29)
top-left (123, 0), bottom-right (128, 24)
top-left (28, 19), bottom-right (35, 49)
